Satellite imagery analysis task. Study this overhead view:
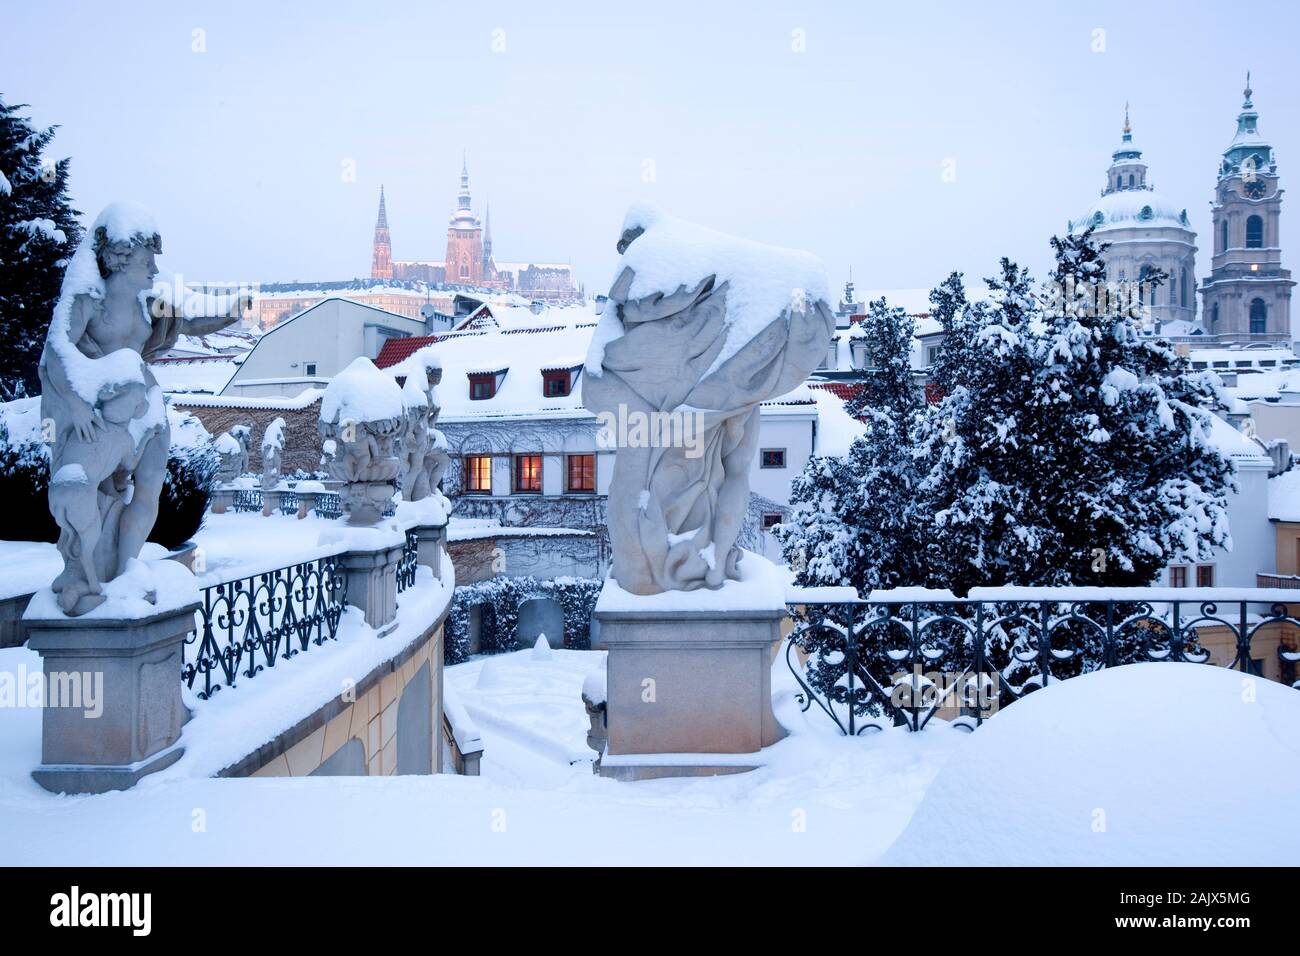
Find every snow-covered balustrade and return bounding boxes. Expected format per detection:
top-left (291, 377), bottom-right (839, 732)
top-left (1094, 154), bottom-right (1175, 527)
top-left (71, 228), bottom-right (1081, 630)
top-left (785, 585), bottom-right (1300, 736)
top-left (184, 552), bottom-right (347, 700)
top-left (185, 509), bottom-right (447, 698)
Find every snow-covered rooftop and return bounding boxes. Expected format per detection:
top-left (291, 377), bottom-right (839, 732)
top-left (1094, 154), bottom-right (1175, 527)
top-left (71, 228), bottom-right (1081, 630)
top-left (1070, 188), bottom-right (1191, 235)
top-left (1206, 413), bottom-right (1271, 465)
top-left (1268, 467), bottom-right (1300, 521)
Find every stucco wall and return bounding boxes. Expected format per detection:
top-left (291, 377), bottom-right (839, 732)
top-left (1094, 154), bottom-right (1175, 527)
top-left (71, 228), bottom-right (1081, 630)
top-left (228, 622), bottom-right (444, 778)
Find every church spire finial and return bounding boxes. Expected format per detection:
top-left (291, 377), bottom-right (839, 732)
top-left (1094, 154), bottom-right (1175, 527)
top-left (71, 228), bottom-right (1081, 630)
top-left (1243, 71), bottom-right (1253, 108)
top-left (376, 184), bottom-right (388, 229)
top-left (1123, 101), bottom-right (1131, 137)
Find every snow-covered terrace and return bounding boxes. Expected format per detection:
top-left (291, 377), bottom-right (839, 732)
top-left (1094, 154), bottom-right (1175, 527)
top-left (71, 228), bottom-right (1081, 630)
top-left (1, 642), bottom-right (1295, 864)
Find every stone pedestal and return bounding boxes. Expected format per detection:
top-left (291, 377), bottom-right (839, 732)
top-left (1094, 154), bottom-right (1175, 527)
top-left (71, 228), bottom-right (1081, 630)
top-left (338, 542), bottom-right (404, 635)
top-left (25, 602), bottom-right (197, 794)
top-left (209, 487), bottom-right (235, 514)
top-left (296, 491), bottom-right (318, 519)
top-left (345, 481), bottom-right (397, 525)
top-left (410, 523), bottom-right (447, 581)
top-left (261, 489), bottom-right (282, 517)
top-left (592, 600), bottom-right (787, 780)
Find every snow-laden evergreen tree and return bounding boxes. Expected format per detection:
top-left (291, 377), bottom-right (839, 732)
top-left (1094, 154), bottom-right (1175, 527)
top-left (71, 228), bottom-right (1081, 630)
top-left (926, 271), bottom-right (986, 399)
top-left (915, 231), bottom-right (1236, 597)
top-left (780, 296), bottom-right (925, 591)
top-left (0, 95), bottom-right (82, 399)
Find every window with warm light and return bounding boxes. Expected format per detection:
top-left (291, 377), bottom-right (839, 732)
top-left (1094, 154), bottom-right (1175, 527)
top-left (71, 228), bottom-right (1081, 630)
top-left (464, 455), bottom-right (492, 494)
top-left (514, 454), bottom-right (542, 494)
top-left (566, 454), bottom-right (595, 493)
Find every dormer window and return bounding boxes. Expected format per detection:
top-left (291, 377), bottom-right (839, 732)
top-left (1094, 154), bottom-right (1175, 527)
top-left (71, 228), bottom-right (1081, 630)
top-left (543, 371), bottom-right (570, 397)
top-left (468, 368), bottom-right (507, 401)
top-left (540, 365), bottom-right (581, 398)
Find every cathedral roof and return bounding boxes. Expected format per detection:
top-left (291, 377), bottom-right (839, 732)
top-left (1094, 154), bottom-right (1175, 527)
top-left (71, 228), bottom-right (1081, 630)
top-left (1071, 107), bottom-right (1192, 236)
top-left (1071, 188), bottom-right (1191, 235)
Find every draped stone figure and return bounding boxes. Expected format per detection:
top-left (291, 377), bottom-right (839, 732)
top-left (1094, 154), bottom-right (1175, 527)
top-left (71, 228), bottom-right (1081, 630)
top-left (423, 361), bottom-right (450, 493)
top-left (260, 418), bottom-right (285, 493)
top-left (582, 208), bottom-right (834, 596)
top-left (39, 203), bottom-right (247, 614)
top-left (398, 377), bottom-right (433, 502)
top-left (213, 424), bottom-right (252, 483)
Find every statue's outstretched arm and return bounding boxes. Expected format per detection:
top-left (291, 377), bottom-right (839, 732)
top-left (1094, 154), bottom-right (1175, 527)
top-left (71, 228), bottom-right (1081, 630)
top-left (180, 293), bottom-right (251, 336)
top-left (142, 293), bottom-right (251, 362)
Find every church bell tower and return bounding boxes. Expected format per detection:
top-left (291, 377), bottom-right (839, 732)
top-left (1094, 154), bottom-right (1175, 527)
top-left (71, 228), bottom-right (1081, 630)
top-left (1201, 74), bottom-right (1294, 341)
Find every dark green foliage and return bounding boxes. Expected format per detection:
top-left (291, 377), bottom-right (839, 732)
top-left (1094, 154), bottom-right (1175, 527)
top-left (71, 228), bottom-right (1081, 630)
top-left (0, 95), bottom-right (82, 399)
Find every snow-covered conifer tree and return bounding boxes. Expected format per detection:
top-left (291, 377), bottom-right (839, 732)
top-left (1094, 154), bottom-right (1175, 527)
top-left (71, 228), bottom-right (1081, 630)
top-left (0, 96), bottom-right (82, 398)
top-left (915, 233), bottom-right (1236, 596)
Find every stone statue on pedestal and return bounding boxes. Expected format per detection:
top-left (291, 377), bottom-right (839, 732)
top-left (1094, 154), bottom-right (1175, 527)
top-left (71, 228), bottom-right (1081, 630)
top-left (582, 205), bottom-right (835, 596)
top-left (39, 202), bottom-right (248, 615)
top-left (213, 424), bottom-right (252, 483)
top-left (319, 358), bottom-right (404, 525)
top-left (260, 417), bottom-right (285, 493)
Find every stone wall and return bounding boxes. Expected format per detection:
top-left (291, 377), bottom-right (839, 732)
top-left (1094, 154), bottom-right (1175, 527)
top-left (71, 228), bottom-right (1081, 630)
top-left (172, 399), bottom-right (324, 475)
top-left (221, 620), bottom-right (444, 778)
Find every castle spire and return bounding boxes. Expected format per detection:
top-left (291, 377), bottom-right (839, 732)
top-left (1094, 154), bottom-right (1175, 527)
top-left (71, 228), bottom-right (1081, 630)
top-left (450, 152), bottom-right (480, 228)
top-left (1122, 101), bottom-right (1131, 139)
top-left (1243, 70), bottom-right (1253, 109)
top-left (370, 184), bottom-right (392, 280)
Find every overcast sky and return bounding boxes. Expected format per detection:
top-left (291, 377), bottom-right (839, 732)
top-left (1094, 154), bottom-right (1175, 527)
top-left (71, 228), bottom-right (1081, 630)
top-left (3, 1), bottom-right (1296, 301)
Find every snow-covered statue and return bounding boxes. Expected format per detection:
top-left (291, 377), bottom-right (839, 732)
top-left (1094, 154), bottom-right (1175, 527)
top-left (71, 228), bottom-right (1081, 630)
top-left (319, 358), bottom-right (404, 525)
top-left (423, 359), bottom-right (450, 493)
top-left (213, 423), bottom-right (252, 483)
top-left (397, 375), bottom-right (432, 502)
top-left (39, 202), bottom-right (248, 614)
top-left (260, 417), bottom-right (286, 492)
top-left (583, 204), bottom-right (834, 595)
top-left (319, 438), bottom-right (337, 475)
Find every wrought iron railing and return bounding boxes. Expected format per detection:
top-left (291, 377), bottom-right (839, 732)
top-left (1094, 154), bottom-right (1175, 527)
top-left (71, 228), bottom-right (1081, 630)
top-left (397, 529), bottom-right (419, 593)
top-left (278, 490), bottom-right (299, 516)
top-left (314, 493), bottom-right (342, 520)
top-left (183, 555), bottom-right (347, 700)
top-left (231, 490), bottom-right (262, 513)
top-left (786, 589), bottom-right (1300, 735)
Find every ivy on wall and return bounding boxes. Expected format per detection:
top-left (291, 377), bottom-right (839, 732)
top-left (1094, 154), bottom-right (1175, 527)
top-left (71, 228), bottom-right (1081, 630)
top-left (445, 576), bottom-right (602, 665)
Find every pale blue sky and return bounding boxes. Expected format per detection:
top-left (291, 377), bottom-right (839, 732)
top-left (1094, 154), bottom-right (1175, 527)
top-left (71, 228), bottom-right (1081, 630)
top-left (3, 1), bottom-right (1295, 299)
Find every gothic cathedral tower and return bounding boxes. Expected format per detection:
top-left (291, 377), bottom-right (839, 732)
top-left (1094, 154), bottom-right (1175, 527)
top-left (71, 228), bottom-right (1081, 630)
top-left (444, 157), bottom-right (485, 285)
top-left (370, 185), bottom-right (393, 280)
top-left (1201, 75), bottom-right (1294, 341)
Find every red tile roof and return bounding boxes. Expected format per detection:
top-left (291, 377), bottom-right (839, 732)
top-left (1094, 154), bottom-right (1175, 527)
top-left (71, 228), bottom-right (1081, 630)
top-left (808, 381), bottom-right (863, 403)
top-left (374, 335), bottom-right (440, 370)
